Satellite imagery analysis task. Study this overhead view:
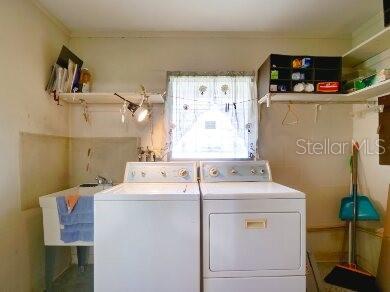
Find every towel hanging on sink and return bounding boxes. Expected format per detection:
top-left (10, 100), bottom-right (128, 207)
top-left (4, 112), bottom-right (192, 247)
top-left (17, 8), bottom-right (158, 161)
top-left (56, 196), bottom-right (93, 225)
top-left (56, 196), bottom-right (94, 243)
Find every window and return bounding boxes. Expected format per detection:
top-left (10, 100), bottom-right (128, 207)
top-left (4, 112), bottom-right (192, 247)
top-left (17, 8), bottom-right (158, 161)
top-left (165, 73), bottom-right (258, 160)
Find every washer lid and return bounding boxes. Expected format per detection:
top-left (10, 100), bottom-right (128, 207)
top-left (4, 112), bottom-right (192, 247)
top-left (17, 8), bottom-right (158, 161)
top-left (94, 182), bottom-right (200, 201)
top-left (200, 182), bottom-right (305, 200)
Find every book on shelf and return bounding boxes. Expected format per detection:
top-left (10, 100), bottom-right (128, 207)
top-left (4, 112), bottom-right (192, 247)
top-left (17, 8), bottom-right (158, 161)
top-left (46, 46), bottom-right (83, 96)
top-left (45, 64), bottom-right (57, 92)
top-left (65, 59), bottom-right (75, 93)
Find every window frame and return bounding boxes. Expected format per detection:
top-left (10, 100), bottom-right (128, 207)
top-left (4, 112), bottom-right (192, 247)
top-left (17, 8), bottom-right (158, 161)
top-left (165, 71), bottom-right (258, 162)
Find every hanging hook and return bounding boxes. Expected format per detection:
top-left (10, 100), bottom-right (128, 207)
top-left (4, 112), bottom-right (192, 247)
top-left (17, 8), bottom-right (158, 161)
top-left (377, 122), bottom-right (382, 135)
top-left (120, 101), bottom-right (127, 123)
top-left (80, 99), bottom-right (90, 123)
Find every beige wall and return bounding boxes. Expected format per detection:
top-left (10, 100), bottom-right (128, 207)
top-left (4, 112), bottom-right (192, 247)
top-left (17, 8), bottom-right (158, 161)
top-left (68, 103), bottom-right (165, 151)
top-left (68, 34), bottom-right (353, 260)
top-left (69, 33), bottom-right (350, 92)
top-left (69, 137), bottom-right (139, 185)
top-left (0, 0), bottom-right (70, 290)
top-left (68, 34), bottom-right (352, 159)
top-left (20, 133), bottom-right (70, 211)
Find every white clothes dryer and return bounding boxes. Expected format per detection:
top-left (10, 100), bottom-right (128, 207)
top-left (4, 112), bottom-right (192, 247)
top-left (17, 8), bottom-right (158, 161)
top-left (200, 160), bottom-right (306, 292)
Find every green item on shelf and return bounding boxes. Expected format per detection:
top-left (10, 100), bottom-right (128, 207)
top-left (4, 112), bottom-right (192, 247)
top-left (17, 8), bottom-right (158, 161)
top-left (362, 75), bottom-right (376, 87)
top-left (355, 80), bottom-right (365, 90)
top-left (271, 70), bottom-right (279, 80)
top-left (343, 71), bottom-right (378, 93)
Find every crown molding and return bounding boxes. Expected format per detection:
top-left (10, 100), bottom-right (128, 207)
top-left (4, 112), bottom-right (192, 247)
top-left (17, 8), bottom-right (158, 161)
top-left (32, 0), bottom-right (71, 37)
top-left (70, 30), bottom-right (351, 40)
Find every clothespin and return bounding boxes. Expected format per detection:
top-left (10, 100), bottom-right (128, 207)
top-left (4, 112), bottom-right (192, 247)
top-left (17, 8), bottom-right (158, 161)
top-left (314, 104), bottom-right (322, 124)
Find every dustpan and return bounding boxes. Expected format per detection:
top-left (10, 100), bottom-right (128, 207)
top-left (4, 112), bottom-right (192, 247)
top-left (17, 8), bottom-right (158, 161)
top-left (325, 142), bottom-right (379, 291)
top-left (339, 194), bottom-right (380, 221)
top-left (339, 145), bottom-right (379, 222)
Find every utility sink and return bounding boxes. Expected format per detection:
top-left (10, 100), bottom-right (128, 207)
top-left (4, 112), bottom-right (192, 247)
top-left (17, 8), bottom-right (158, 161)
top-left (39, 184), bottom-right (109, 246)
top-left (80, 183), bottom-right (99, 187)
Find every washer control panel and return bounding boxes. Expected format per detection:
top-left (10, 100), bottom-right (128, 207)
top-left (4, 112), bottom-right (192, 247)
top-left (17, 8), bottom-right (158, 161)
top-left (200, 161), bottom-right (272, 182)
top-left (124, 162), bottom-right (197, 183)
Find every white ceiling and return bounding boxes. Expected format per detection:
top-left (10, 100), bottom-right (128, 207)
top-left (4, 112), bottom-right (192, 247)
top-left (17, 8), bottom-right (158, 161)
top-left (36, 0), bottom-right (382, 36)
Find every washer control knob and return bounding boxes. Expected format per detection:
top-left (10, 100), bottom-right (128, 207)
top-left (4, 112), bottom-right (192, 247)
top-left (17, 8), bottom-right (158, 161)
top-left (259, 168), bottom-right (265, 174)
top-left (160, 170), bottom-right (167, 177)
top-left (209, 167), bottom-right (219, 177)
top-left (230, 168), bottom-right (238, 175)
top-left (178, 168), bottom-right (189, 178)
top-left (141, 171), bottom-right (146, 177)
top-left (250, 168), bottom-right (257, 175)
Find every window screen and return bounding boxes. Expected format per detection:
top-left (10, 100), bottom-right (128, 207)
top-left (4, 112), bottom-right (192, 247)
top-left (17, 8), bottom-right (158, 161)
top-left (165, 74), bottom-right (258, 160)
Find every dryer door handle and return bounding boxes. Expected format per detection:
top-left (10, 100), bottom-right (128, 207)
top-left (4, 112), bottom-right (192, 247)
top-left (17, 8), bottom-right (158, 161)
top-left (245, 219), bottom-right (267, 229)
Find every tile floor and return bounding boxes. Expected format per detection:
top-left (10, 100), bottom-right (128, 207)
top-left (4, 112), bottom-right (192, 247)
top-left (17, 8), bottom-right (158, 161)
top-left (52, 263), bottom-right (352, 292)
top-left (52, 265), bottom-right (93, 292)
top-left (317, 262), bottom-right (353, 292)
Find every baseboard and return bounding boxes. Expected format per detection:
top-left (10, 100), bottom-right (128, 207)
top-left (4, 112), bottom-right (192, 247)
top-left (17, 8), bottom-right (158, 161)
top-left (307, 225), bottom-right (383, 276)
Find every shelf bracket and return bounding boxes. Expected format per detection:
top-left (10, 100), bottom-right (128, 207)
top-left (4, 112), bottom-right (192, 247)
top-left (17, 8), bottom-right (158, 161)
top-left (258, 93), bottom-right (271, 108)
top-left (351, 104), bottom-right (384, 118)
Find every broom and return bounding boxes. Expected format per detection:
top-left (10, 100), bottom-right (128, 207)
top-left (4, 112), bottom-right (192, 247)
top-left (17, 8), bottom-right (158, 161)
top-left (324, 142), bottom-right (378, 291)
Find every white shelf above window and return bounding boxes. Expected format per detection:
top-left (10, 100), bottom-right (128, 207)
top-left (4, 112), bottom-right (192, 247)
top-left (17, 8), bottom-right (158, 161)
top-left (58, 92), bottom-right (165, 104)
top-left (343, 27), bottom-right (390, 67)
top-left (259, 79), bottom-right (390, 105)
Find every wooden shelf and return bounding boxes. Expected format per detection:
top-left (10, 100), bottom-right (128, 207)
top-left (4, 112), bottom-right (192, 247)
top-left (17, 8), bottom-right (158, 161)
top-left (343, 27), bottom-right (390, 67)
top-left (259, 54), bottom-right (341, 99)
top-left (259, 79), bottom-right (390, 105)
top-left (59, 92), bottom-right (164, 104)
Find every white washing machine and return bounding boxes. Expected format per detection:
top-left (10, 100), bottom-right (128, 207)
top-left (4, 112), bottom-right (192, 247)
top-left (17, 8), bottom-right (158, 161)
top-left (94, 162), bottom-right (200, 292)
top-left (200, 161), bottom-right (306, 292)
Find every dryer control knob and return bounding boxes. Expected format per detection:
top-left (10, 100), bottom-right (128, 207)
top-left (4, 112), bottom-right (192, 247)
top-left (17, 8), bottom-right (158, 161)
top-left (250, 168), bottom-right (257, 175)
top-left (178, 168), bottom-right (189, 178)
top-left (230, 168), bottom-right (238, 175)
top-left (160, 170), bottom-right (167, 177)
top-left (259, 168), bottom-right (265, 174)
top-left (209, 167), bottom-right (219, 177)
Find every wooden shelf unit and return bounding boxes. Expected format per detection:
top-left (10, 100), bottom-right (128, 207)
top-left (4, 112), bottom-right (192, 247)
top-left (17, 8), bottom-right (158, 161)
top-left (257, 54), bottom-right (342, 98)
top-left (343, 27), bottom-right (390, 67)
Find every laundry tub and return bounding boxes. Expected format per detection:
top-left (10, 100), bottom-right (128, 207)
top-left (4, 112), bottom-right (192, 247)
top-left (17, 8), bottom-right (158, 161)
top-left (39, 184), bottom-right (111, 290)
top-left (39, 184), bottom-right (106, 246)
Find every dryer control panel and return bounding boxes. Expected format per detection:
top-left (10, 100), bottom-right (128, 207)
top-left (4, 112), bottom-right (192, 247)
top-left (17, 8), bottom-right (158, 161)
top-left (200, 161), bottom-right (272, 182)
top-left (124, 162), bottom-right (198, 183)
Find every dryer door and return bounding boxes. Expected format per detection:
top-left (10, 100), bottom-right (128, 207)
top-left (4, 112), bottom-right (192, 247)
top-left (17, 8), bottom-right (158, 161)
top-left (209, 212), bottom-right (301, 272)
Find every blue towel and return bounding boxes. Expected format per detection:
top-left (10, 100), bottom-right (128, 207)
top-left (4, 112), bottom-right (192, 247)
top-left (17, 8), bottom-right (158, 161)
top-left (56, 196), bottom-right (94, 225)
top-left (60, 223), bottom-right (93, 243)
top-left (56, 196), bottom-right (94, 242)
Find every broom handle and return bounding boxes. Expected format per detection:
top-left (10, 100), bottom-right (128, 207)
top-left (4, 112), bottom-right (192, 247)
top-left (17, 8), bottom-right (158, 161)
top-left (348, 221), bottom-right (352, 264)
top-left (351, 144), bottom-right (358, 265)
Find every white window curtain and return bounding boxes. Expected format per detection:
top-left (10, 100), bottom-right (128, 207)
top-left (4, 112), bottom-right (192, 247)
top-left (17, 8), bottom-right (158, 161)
top-left (165, 73), bottom-right (258, 160)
